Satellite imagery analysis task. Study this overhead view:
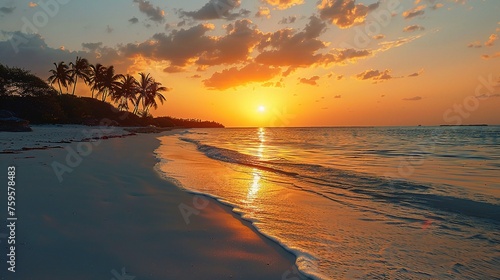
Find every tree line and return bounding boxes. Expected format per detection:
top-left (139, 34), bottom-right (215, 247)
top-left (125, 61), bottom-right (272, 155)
top-left (48, 57), bottom-right (167, 117)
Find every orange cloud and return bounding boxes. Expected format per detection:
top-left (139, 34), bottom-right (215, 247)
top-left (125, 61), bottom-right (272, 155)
top-left (355, 69), bottom-right (393, 81)
top-left (318, 0), bottom-right (380, 28)
top-left (28, 2), bottom-right (38, 7)
top-left (299, 76), bottom-right (320, 86)
top-left (262, 0), bottom-right (304, 10)
top-left (481, 52), bottom-right (500, 60)
top-left (402, 5), bottom-right (426, 19)
top-left (485, 34), bottom-right (498, 47)
top-left (403, 25), bottom-right (425, 32)
top-left (255, 6), bottom-right (271, 18)
top-left (203, 63), bottom-right (281, 90)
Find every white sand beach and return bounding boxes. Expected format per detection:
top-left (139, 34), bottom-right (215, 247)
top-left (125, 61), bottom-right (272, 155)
top-left (0, 129), bottom-right (301, 279)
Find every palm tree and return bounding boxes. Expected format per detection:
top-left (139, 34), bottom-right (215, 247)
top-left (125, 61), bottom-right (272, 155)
top-left (48, 62), bottom-right (72, 94)
top-left (143, 79), bottom-right (167, 115)
top-left (135, 72), bottom-right (153, 114)
top-left (98, 66), bottom-right (121, 102)
top-left (68, 56), bottom-right (90, 95)
top-left (88, 63), bottom-right (106, 99)
top-left (113, 74), bottom-right (138, 111)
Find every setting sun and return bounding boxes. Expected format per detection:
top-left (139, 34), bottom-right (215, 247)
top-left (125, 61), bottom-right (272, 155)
top-left (257, 105), bottom-right (266, 113)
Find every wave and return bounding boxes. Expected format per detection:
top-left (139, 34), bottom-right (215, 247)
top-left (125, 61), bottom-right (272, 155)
top-left (180, 137), bottom-right (500, 224)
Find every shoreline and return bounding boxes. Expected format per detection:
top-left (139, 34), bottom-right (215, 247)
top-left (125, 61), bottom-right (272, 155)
top-left (0, 129), bottom-right (302, 279)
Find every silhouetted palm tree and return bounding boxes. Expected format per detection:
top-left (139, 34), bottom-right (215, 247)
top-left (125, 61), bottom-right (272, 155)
top-left (98, 66), bottom-right (121, 102)
top-left (48, 62), bottom-right (72, 95)
top-left (143, 79), bottom-right (167, 115)
top-left (88, 63), bottom-right (106, 99)
top-left (135, 72), bottom-right (153, 114)
top-left (68, 56), bottom-right (90, 95)
top-left (113, 74), bottom-right (138, 111)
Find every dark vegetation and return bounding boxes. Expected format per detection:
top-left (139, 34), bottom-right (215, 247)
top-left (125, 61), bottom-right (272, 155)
top-left (0, 63), bottom-right (224, 128)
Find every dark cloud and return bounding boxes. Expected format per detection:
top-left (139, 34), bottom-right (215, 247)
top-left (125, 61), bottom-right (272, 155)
top-left (255, 16), bottom-right (330, 67)
top-left (121, 23), bottom-right (217, 69)
top-left (318, 0), bottom-right (380, 28)
top-left (278, 16), bottom-right (297, 24)
top-left (133, 0), bottom-right (165, 22)
top-left (180, 0), bottom-right (244, 20)
top-left (0, 6), bottom-right (15, 14)
top-left (129, 17), bottom-right (139, 24)
top-left (203, 63), bottom-right (281, 90)
top-left (334, 95), bottom-right (341, 98)
top-left (0, 32), bottom-right (131, 79)
top-left (106, 25), bottom-right (114, 33)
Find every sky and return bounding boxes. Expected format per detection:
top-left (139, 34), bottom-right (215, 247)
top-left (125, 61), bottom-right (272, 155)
top-left (0, 0), bottom-right (499, 127)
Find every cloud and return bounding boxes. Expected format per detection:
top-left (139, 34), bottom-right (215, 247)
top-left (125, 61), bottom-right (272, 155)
top-left (0, 32), bottom-right (132, 79)
top-left (262, 0), bottom-right (304, 10)
top-left (0, 6), bottom-right (15, 14)
top-left (122, 23), bottom-right (217, 69)
top-left (255, 6), bottom-right (271, 18)
top-left (430, 3), bottom-right (444, 10)
top-left (197, 19), bottom-right (265, 66)
top-left (190, 74), bottom-right (202, 78)
top-left (485, 34), bottom-right (498, 47)
top-left (373, 34), bottom-right (385, 40)
top-left (299, 76), bottom-right (320, 85)
top-left (278, 16), bottom-right (297, 24)
top-left (403, 25), bottom-right (425, 32)
top-left (475, 93), bottom-right (500, 99)
top-left (318, 0), bottom-right (380, 29)
top-left (133, 0), bottom-right (165, 22)
top-left (355, 69), bottom-right (393, 81)
top-left (28, 2), bottom-right (38, 8)
top-left (334, 95), bottom-right (341, 98)
top-left (129, 17), bottom-right (139, 24)
top-left (377, 35), bottom-right (423, 52)
top-left (121, 20), bottom-right (265, 71)
top-left (256, 16), bottom-right (331, 67)
top-left (408, 69), bottom-right (424, 77)
top-left (481, 52), bottom-right (500, 60)
top-left (180, 0), bottom-right (244, 20)
top-left (106, 25), bottom-right (114, 33)
top-left (329, 48), bottom-right (372, 63)
top-left (203, 63), bottom-right (281, 90)
top-left (402, 5), bottom-right (425, 19)
top-left (467, 41), bottom-right (482, 48)
top-left (403, 96), bottom-right (422, 101)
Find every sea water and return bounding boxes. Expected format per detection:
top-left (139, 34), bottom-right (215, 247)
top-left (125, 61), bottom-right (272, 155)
top-left (155, 127), bottom-right (500, 279)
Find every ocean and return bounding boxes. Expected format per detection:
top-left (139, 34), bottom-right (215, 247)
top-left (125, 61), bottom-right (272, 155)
top-left (154, 127), bottom-right (500, 279)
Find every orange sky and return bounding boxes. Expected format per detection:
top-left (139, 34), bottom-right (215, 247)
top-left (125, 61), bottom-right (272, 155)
top-left (0, 0), bottom-right (499, 126)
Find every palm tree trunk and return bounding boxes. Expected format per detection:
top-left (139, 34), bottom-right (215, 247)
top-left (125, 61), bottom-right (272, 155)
top-left (57, 80), bottom-right (62, 95)
top-left (72, 76), bottom-right (78, 95)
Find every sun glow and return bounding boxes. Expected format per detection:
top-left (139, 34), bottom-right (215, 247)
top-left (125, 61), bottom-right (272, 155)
top-left (257, 105), bottom-right (266, 113)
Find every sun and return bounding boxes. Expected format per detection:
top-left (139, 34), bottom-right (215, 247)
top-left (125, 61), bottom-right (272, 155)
top-left (257, 105), bottom-right (266, 113)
